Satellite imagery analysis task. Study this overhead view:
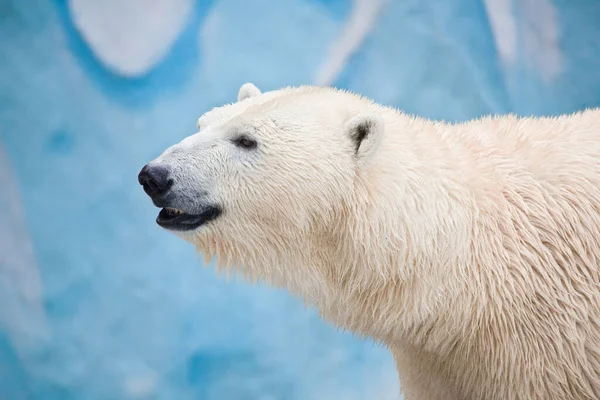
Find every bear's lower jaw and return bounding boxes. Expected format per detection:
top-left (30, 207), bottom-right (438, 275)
top-left (156, 205), bottom-right (222, 231)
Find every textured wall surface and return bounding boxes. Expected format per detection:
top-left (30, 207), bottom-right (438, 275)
top-left (1, 0), bottom-right (599, 399)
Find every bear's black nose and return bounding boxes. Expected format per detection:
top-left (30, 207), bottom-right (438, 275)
top-left (138, 164), bottom-right (173, 199)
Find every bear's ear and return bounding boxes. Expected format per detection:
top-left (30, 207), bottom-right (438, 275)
top-left (237, 82), bottom-right (262, 102)
top-left (345, 114), bottom-right (384, 163)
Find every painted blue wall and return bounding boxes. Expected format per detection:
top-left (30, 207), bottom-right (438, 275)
top-left (1, 0), bottom-right (599, 399)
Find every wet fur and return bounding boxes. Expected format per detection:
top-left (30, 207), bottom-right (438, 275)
top-left (166, 86), bottom-right (600, 399)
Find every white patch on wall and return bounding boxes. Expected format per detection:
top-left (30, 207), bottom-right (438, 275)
top-left (0, 144), bottom-right (49, 349)
top-left (123, 367), bottom-right (159, 398)
top-left (314, 0), bottom-right (389, 86)
top-left (519, 0), bottom-right (562, 81)
top-left (68, 0), bottom-right (194, 77)
top-left (483, 0), bottom-right (562, 82)
top-left (197, 6), bottom-right (223, 79)
top-left (483, 0), bottom-right (517, 66)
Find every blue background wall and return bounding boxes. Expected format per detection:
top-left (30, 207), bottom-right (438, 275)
top-left (1, 0), bottom-right (599, 399)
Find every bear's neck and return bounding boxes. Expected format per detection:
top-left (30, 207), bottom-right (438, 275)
top-left (305, 114), bottom-right (482, 349)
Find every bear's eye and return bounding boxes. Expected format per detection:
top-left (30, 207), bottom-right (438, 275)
top-left (232, 135), bottom-right (257, 150)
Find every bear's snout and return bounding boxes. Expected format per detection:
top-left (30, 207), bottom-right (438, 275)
top-left (138, 164), bottom-right (173, 203)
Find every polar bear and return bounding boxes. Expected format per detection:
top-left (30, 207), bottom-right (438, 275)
top-left (138, 83), bottom-right (600, 400)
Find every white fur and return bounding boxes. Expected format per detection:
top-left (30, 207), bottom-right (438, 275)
top-left (345, 113), bottom-right (385, 165)
top-left (152, 84), bottom-right (600, 400)
top-left (237, 82), bottom-right (262, 102)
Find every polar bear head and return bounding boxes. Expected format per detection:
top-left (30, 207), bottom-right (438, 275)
top-left (138, 83), bottom-right (385, 284)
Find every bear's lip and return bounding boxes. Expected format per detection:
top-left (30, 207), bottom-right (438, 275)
top-left (156, 205), bottom-right (222, 231)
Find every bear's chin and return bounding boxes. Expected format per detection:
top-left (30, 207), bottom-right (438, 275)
top-left (156, 205), bottom-right (222, 231)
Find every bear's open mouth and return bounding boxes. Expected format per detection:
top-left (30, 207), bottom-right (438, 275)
top-left (156, 206), bottom-right (222, 231)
